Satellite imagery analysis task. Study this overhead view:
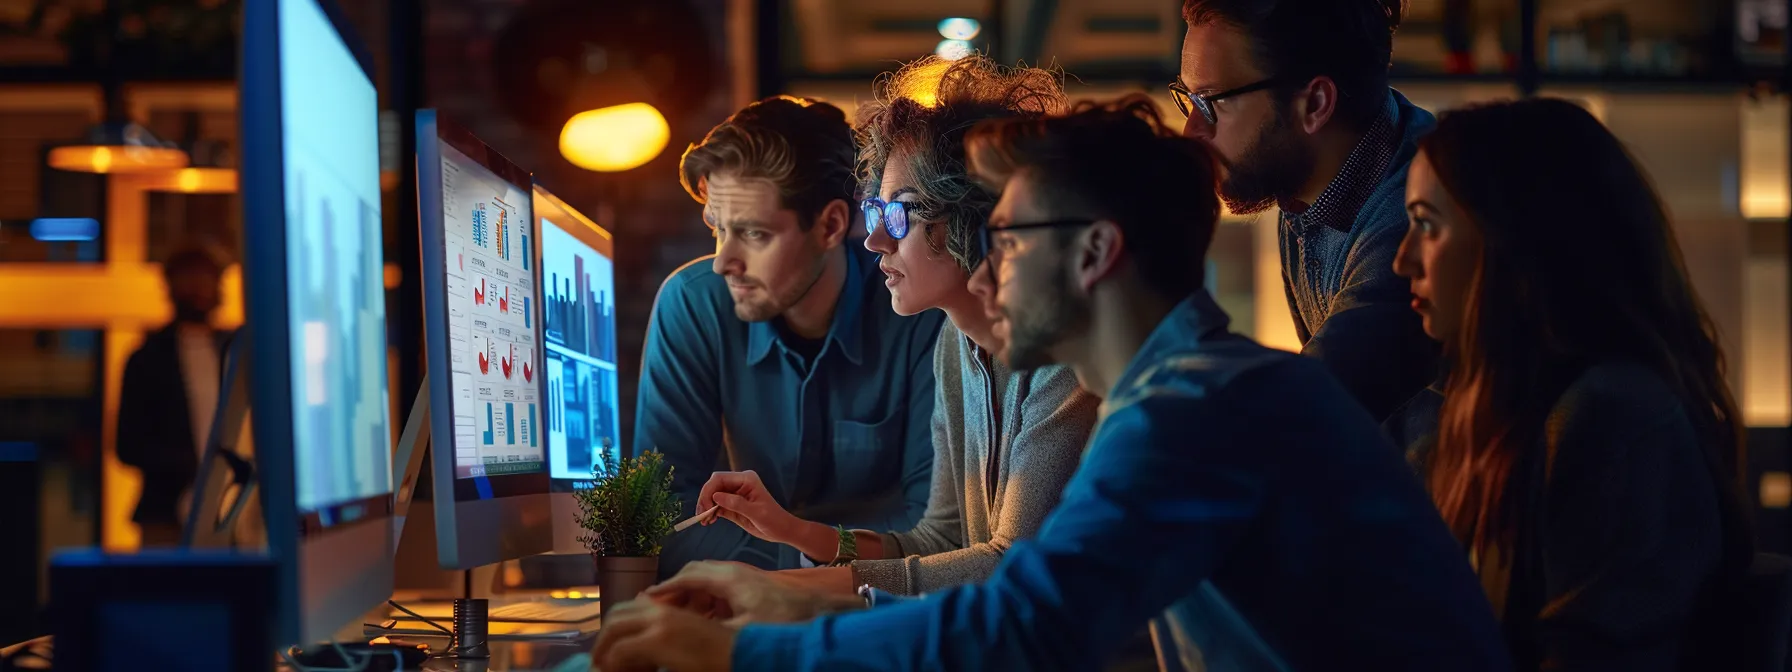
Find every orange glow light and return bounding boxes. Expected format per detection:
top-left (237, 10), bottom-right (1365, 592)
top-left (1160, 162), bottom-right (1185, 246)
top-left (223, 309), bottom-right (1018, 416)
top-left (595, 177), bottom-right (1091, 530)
top-left (559, 103), bottom-right (670, 173)
top-left (145, 167), bottom-right (238, 194)
top-left (48, 144), bottom-right (188, 174)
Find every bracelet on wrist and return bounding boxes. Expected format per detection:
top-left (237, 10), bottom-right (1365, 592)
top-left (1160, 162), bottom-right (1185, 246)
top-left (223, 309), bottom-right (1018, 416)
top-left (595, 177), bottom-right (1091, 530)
top-left (827, 525), bottom-right (858, 566)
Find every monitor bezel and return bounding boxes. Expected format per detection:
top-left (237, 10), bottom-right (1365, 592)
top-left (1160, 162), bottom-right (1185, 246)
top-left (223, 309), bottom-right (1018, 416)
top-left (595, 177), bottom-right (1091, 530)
top-left (240, 0), bottom-right (395, 647)
top-left (415, 109), bottom-right (553, 569)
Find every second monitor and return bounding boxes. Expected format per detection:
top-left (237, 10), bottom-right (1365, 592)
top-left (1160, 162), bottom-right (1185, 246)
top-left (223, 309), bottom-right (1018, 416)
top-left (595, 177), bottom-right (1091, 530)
top-left (534, 184), bottom-right (622, 555)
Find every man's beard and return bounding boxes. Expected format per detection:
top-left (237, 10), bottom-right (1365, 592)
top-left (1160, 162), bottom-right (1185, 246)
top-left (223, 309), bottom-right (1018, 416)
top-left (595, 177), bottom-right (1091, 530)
top-left (1001, 264), bottom-right (1087, 372)
top-left (1217, 105), bottom-right (1314, 216)
top-left (733, 246), bottom-right (828, 323)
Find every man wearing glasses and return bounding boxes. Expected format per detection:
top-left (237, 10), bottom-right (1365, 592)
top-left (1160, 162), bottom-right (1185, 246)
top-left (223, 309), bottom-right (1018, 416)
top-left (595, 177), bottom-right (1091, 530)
top-left (591, 98), bottom-right (1508, 672)
top-left (640, 96), bottom-right (946, 577)
top-left (1172, 0), bottom-right (1438, 426)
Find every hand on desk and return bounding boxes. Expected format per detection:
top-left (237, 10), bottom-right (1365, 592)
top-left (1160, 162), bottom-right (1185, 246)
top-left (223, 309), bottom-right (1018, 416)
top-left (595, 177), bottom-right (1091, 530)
top-left (591, 600), bottom-right (734, 672)
top-left (645, 561), bottom-right (866, 625)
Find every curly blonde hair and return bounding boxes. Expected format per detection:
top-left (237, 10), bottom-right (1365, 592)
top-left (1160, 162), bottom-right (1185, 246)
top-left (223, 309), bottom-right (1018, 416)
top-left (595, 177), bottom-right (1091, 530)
top-left (855, 55), bottom-right (1067, 271)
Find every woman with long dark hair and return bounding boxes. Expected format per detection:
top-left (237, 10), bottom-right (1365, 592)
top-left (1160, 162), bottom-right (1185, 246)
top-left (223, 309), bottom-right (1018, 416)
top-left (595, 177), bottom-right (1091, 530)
top-left (1393, 97), bottom-right (1753, 670)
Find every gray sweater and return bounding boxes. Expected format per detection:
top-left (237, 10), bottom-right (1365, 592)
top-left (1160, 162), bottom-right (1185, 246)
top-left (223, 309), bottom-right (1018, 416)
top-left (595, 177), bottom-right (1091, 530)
top-left (853, 320), bottom-right (1099, 595)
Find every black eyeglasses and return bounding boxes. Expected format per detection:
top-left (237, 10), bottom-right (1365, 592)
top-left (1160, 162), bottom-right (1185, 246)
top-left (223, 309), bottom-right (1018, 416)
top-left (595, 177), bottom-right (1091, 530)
top-left (978, 219), bottom-right (1097, 268)
top-left (862, 197), bottom-right (909, 240)
top-left (1167, 78), bottom-right (1280, 126)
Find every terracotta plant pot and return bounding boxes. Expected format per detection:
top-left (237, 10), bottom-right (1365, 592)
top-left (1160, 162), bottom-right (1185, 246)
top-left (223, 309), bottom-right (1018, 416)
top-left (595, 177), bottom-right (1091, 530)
top-left (595, 555), bottom-right (658, 614)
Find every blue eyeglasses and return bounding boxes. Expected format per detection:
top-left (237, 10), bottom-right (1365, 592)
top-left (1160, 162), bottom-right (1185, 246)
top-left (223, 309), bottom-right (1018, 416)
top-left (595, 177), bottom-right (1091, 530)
top-left (861, 197), bottom-right (909, 240)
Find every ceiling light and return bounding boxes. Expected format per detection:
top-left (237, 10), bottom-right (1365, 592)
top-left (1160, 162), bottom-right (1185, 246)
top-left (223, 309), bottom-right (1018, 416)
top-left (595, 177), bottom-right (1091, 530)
top-left (47, 121), bottom-right (188, 174)
top-left (938, 18), bottom-right (981, 41)
top-left (559, 102), bottom-right (670, 173)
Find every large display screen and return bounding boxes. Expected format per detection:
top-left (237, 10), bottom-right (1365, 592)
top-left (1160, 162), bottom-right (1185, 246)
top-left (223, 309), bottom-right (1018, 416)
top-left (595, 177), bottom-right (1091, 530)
top-left (279, 0), bottom-right (392, 514)
top-left (436, 142), bottom-right (544, 479)
top-left (541, 218), bottom-right (621, 480)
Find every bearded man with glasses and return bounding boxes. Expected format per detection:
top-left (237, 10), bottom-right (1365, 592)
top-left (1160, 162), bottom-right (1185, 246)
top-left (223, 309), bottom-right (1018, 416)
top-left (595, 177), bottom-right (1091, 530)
top-left (1173, 0), bottom-right (1440, 432)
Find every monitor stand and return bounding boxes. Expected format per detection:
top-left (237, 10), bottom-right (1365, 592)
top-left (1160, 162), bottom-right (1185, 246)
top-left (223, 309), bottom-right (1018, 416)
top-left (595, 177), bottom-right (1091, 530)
top-left (388, 376), bottom-right (501, 658)
top-left (185, 330), bottom-right (261, 550)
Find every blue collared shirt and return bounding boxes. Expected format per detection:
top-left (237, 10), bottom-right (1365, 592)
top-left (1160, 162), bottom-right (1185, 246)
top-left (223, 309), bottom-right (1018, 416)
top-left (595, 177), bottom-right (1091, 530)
top-left (637, 244), bottom-right (945, 576)
top-left (732, 291), bottom-right (1509, 671)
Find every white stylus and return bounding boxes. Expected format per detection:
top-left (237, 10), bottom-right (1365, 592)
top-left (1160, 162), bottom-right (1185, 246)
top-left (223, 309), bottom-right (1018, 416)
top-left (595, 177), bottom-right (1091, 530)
top-left (672, 505), bottom-right (720, 532)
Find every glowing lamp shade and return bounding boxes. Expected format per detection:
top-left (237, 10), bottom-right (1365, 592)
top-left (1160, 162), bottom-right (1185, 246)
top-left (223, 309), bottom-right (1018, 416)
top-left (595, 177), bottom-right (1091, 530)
top-left (48, 144), bottom-right (188, 174)
top-left (559, 103), bottom-right (670, 173)
top-left (47, 121), bottom-right (189, 174)
top-left (937, 18), bottom-right (981, 40)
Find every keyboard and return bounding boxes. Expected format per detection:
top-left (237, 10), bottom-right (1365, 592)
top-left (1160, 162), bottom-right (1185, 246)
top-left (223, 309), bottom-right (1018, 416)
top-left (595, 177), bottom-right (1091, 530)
top-left (390, 598), bottom-right (603, 624)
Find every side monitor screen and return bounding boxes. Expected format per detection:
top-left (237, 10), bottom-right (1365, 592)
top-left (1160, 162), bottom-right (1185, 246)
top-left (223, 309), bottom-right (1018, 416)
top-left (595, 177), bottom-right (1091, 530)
top-left (435, 141), bottom-right (544, 479)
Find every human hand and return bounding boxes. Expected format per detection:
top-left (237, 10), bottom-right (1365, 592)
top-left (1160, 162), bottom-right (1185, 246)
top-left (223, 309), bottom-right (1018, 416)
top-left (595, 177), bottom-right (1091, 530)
top-left (646, 560), bottom-right (865, 625)
top-left (591, 599), bottom-right (734, 672)
top-left (695, 470), bottom-right (803, 545)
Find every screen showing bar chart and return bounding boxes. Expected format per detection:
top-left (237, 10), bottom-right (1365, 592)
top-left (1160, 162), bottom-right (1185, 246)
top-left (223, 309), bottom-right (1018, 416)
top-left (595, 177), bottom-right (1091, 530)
top-left (278, 0), bottom-right (392, 514)
top-left (541, 217), bottom-right (621, 480)
top-left (437, 141), bottom-right (544, 479)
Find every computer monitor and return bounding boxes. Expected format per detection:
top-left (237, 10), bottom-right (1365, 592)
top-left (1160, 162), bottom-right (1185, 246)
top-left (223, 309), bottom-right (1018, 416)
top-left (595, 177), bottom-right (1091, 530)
top-left (240, 0), bottom-right (395, 647)
top-left (415, 110), bottom-right (553, 570)
top-left (533, 184), bottom-right (621, 555)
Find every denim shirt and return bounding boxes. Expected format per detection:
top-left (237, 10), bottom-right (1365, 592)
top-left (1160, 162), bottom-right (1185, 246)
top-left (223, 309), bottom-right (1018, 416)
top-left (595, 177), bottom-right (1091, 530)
top-left (732, 291), bottom-right (1510, 671)
top-left (1280, 89), bottom-right (1440, 422)
top-left (636, 244), bottom-right (945, 576)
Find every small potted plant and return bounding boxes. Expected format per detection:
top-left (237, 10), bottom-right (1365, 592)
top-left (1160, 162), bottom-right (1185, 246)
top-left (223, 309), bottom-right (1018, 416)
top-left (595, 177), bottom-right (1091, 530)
top-left (574, 450), bottom-right (680, 611)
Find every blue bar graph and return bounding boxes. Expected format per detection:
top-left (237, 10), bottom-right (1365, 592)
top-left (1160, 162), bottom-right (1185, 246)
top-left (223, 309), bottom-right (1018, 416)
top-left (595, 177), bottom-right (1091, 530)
top-left (482, 402), bottom-right (494, 444)
top-left (505, 402), bottom-right (515, 444)
top-left (527, 403), bottom-right (537, 447)
top-left (523, 296), bottom-right (531, 329)
top-left (522, 233), bottom-right (530, 270)
top-left (545, 254), bottom-right (616, 361)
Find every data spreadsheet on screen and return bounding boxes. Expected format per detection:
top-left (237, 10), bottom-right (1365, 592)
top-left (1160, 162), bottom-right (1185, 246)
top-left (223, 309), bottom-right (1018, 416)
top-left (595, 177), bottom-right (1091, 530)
top-left (542, 220), bottom-right (621, 481)
top-left (437, 143), bottom-right (544, 479)
top-left (280, 0), bottom-right (393, 514)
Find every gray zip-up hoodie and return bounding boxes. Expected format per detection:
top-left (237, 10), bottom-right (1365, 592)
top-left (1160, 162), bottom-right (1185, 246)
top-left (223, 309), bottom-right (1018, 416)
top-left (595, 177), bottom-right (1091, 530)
top-left (853, 320), bottom-right (1099, 595)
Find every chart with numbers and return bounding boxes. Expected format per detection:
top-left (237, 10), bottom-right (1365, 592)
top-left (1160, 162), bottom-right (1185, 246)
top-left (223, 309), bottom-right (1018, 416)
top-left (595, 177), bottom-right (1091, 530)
top-left (438, 142), bottom-right (543, 479)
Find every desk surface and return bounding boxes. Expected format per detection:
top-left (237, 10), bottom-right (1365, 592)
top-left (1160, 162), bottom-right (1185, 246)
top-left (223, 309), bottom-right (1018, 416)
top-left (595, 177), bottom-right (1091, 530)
top-left (0, 632), bottom-right (597, 672)
top-left (397, 631), bottom-right (597, 672)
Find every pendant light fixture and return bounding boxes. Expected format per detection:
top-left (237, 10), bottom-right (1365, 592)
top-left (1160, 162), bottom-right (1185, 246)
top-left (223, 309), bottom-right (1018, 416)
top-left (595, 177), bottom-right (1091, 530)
top-left (46, 0), bottom-right (189, 174)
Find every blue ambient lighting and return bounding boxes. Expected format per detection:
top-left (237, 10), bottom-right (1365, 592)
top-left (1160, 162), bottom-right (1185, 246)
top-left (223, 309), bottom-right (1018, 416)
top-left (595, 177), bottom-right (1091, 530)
top-left (30, 218), bottom-right (100, 242)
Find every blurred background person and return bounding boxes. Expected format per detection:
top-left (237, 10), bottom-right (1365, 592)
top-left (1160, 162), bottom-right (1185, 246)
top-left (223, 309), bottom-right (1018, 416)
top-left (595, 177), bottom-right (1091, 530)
top-left (116, 243), bottom-right (229, 547)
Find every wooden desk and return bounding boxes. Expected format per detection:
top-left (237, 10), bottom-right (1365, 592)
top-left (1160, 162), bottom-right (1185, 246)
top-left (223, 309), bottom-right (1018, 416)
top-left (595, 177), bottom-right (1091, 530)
top-left (0, 633), bottom-right (597, 672)
top-left (394, 631), bottom-right (596, 672)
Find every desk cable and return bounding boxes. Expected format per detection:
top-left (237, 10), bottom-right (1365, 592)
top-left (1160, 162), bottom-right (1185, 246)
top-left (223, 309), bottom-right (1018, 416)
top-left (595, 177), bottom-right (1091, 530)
top-left (278, 642), bottom-right (380, 672)
top-left (382, 598), bottom-right (496, 661)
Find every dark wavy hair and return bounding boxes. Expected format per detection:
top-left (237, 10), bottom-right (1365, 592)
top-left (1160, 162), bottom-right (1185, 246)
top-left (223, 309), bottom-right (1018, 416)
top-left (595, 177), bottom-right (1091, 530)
top-left (854, 55), bottom-right (1067, 271)
top-left (1419, 98), bottom-right (1752, 570)
top-left (678, 95), bottom-right (857, 229)
top-left (965, 94), bottom-right (1222, 300)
